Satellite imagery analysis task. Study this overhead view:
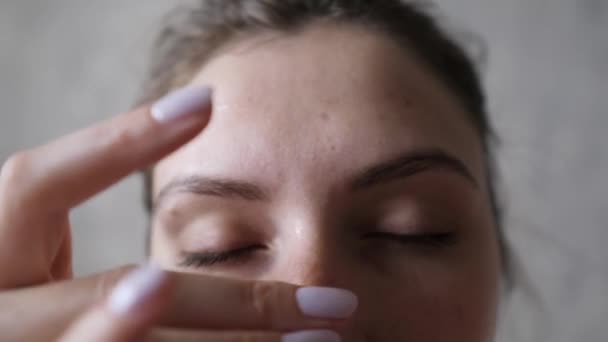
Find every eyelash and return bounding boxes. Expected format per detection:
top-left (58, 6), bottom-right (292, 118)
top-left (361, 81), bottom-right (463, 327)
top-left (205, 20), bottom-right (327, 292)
top-left (363, 231), bottom-right (456, 248)
top-left (179, 232), bottom-right (455, 268)
top-left (179, 245), bottom-right (265, 268)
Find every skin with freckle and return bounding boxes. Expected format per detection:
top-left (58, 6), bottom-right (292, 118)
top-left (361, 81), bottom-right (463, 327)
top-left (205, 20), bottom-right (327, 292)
top-left (150, 23), bottom-right (500, 341)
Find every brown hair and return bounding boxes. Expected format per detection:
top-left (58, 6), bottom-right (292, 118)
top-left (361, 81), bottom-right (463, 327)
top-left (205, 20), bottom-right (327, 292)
top-left (137, 0), bottom-right (507, 279)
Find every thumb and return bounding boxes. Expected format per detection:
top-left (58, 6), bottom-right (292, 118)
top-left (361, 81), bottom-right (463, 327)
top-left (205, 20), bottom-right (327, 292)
top-left (59, 264), bottom-right (173, 342)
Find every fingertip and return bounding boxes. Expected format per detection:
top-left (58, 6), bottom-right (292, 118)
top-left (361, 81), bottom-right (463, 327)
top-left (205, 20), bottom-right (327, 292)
top-left (151, 85), bottom-right (213, 124)
top-left (59, 265), bottom-right (174, 342)
top-left (295, 287), bottom-right (358, 319)
top-left (106, 263), bottom-right (172, 319)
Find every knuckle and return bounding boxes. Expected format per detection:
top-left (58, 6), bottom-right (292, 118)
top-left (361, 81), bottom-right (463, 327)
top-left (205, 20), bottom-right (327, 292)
top-left (94, 264), bottom-right (137, 299)
top-left (0, 151), bottom-right (32, 186)
top-left (89, 122), bottom-right (139, 153)
top-left (106, 125), bottom-right (139, 150)
top-left (248, 281), bottom-right (281, 326)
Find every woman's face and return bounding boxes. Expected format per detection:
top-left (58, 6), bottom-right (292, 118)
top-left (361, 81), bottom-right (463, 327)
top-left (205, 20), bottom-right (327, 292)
top-left (150, 24), bottom-right (500, 341)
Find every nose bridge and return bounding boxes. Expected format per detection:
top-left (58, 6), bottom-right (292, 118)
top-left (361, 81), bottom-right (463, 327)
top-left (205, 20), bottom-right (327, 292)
top-left (284, 245), bottom-right (341, 287)
top-left (275, 216), bottom-right (349, 287)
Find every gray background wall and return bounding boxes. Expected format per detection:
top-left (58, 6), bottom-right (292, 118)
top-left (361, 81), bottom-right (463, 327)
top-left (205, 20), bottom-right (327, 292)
top-left (0, 1), bottom-right (606, 341)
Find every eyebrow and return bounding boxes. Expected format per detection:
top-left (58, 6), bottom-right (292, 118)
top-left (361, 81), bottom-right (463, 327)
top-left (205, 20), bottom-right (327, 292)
top-left (153, 176), bottom-right (269, 212)
top-left (153, 149), bottom-right (477, 211)
top-left (349, 148), bottom-right (478, 191)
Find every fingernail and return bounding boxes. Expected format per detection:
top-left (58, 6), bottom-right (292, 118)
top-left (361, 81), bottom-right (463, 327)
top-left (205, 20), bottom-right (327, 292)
top-left (282, 330), bottom-right (341, 342)
top-left (107, 264), bottom-right (168, 316)
top-left (296, 287), bottom-right (358, 319)
top-left (151, 85), bottom-right (212, 123)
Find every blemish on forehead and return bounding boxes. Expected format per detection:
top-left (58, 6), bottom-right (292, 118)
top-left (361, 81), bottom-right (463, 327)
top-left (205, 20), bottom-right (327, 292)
top-left (213, 101), bottom-right (238, 115)
top-left (215, 103), bottom-right (230, 111)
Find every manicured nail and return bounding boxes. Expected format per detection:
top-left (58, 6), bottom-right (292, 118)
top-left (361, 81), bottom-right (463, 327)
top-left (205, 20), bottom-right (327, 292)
top-left (151, 85), bottom-right (212, 123)
top-left (282, 330), bottom-right (341, 342)
top-left (296, 287), bottom-right (358, 319)
top-left (107, 264), bottom-right (168, 316)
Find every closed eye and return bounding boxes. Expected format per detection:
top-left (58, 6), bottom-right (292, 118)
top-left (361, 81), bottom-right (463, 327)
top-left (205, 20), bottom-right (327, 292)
top-left (364, 231), bottom-right (456, 248)
top-left (179, 244), bottom-right (265, 268)
top-left (178, 232), bottom-right (455, 268)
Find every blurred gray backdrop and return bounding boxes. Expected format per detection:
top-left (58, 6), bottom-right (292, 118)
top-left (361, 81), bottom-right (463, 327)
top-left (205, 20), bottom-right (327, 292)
top-left (0, 1), bottom-right (606, 341)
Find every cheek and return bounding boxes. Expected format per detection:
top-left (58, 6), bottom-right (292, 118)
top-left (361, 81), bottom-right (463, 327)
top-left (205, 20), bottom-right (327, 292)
top-left (357, 265), bottom-right (498, 341)
top-left (354, 224), bottom-right (500, 340)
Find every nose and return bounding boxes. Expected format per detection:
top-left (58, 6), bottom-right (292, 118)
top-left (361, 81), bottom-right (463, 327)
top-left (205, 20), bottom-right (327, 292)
top-left (269, 227), bottom-right (353, 288)
top-left (265, 219), bottom-right (369, 341)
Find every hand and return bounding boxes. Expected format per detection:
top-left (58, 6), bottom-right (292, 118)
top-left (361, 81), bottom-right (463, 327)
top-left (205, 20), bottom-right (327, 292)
top-left (59, 265), bottom-right (346, 341)
top-left (1, 263), bottom-right (352, 341)
top-left (0, 85), bottom-right (213, 288)
top-left (0, 86), bottom-right (356, 340)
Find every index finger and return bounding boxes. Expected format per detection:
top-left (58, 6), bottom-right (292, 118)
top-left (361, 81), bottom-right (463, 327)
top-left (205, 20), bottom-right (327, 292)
top-left (0, 85), bottom-right (212, 213)
top-left (60, 266), bottom-right (346, 342)
top-left (3, 266), bottom-right (357, 340)
top-left (166, 271), bottom-right (358, 330)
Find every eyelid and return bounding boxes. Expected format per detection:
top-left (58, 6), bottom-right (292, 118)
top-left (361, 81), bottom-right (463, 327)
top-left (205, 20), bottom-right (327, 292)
top-left (173, 213), bottom-right (266, 249)
top-left (364, 231), bottom-right (456, 247)
top-left (179, 244), bottom-right (265, 268)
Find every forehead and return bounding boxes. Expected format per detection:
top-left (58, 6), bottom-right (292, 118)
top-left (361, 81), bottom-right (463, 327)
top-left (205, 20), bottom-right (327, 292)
top-left (153, 23), bottom-right (484, 194)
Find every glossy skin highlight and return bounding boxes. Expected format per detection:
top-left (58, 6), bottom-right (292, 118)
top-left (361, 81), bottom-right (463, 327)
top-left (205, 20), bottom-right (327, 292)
top-left (150, 23), bottom-right (500, 341)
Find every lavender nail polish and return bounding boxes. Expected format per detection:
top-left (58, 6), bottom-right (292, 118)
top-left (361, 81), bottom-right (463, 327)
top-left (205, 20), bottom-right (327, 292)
top-left (296, 287), bottom-right (358, 319)
top-left (107, 264), bottom-right (168, 316)
top-left (282, 330), bottom-right (341, 342)
top-left (151, 85), bottom-right (212, 123)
